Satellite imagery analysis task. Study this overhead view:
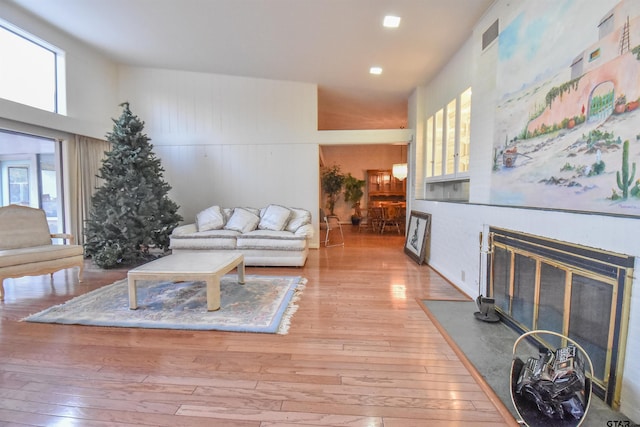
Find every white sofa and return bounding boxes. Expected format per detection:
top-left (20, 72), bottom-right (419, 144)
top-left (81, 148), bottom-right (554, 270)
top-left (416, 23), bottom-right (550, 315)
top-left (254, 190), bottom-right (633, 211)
top-left (169, 204), bottom-right (314, 267)
top-left (0, 204), bottom-right (84, 300)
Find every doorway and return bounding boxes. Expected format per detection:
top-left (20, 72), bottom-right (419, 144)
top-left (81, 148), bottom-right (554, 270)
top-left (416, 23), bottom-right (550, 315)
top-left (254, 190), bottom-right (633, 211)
top-left (319, 143), bottom-right (408, 227)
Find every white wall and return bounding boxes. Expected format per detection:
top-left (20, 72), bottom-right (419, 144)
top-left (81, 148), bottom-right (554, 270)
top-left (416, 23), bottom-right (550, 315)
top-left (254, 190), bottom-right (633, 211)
top-left (116, 66), bottom-right (321, 246)
top-left (410, 0), bottom-right (639, 421)
top-left (115, 66), bottom-right (413, 248)
top-left (0, 1), bottom-right (118, 138)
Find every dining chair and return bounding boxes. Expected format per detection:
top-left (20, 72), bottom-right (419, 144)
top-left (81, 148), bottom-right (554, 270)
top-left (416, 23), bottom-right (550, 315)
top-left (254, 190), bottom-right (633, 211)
top-left (358, 207), bottom-right (377, 233)
top-left (380, 205), bottom-right (402, 235)
top-left (320, 209), bottom-right (344, 247)
top-left (367, 207), bottom-right (384, 233)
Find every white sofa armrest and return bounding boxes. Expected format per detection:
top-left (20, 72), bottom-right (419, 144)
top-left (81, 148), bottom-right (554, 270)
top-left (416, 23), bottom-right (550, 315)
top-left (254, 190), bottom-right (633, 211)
top-left (295, 223), bottom-right (314, 239)
top-left (172, 223), bottom-right (198, 236)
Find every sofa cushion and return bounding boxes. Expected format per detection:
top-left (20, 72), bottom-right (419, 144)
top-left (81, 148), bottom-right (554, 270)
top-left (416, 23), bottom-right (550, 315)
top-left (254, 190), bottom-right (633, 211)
top-left (239, 248), bottom-right (309, 267)
top-left (237, 230), bottom-right (307, 251)
top-left (170, 228), bottom-right (240, 250)
top-left (294, 223), bottom-right (315, 239)
top-left (0, 245), bottom-right (84, 268)
top-left (196, 205), bottom-right (225, 231)
top-left (285, 208), bottom-right (312, 232)
top-left (222, 207), bottom-right (233, 223)
top-left (259, 204), bottom-right (291, 231)
top-left (224, 208), bottom-right (259, 233)
top-left (170, 223), bottom-right (198, 236)
top-left (242, 207), bottom-right (261, 217)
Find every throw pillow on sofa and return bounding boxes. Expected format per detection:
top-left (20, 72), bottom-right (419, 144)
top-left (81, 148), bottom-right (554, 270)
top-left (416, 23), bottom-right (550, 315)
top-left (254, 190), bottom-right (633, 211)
top-left (259, 204), bottom-right (291, 231)
top-left (224, 207), bottom-right (260, 233)
top-left (222, 207), bottom-right (233, 223)
top-left (285, 207), bottom-right (312, 232)
top-left (196, 205), bottom-right (225, 231)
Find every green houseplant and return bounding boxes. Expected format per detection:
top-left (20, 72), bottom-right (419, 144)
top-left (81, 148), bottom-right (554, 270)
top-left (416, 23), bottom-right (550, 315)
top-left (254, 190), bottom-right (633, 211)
top-left (321, 164), bottom-right (345, 216)
top-left (343, 173), bottom-right (365, 225)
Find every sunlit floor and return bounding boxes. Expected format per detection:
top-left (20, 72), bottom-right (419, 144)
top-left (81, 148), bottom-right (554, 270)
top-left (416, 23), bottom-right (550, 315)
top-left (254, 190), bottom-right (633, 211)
top-left (0, 226), bottom-right (518, 426)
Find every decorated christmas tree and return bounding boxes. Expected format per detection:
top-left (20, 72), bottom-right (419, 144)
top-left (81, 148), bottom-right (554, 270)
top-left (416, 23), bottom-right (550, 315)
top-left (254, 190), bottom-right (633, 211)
top-left (84, 102), bottom-right (182, 268)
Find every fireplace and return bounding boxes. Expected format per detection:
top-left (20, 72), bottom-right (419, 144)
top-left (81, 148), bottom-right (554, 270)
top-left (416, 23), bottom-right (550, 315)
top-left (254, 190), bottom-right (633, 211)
top-left (487, 227), bottom-right (634, 409)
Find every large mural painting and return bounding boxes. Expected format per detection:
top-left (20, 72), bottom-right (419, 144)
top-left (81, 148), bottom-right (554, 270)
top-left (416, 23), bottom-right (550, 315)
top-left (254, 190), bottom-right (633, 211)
top-left (491, 0), bottom-right (640, 216)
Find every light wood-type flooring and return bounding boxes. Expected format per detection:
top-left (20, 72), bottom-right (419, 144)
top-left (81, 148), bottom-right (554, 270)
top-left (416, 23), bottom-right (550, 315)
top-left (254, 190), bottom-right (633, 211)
top-left (0, 228), bottom-right (518, 426)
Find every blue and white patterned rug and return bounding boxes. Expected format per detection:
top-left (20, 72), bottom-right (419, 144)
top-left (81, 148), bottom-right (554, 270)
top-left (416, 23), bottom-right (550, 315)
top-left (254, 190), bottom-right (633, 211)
top-left (23, 275), bottom-right (306, 334)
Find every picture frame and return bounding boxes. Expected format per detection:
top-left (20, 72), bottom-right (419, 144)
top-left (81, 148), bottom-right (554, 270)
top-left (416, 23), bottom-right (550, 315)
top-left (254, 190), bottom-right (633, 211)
top-left (404, 211), bottom-right (431, 264)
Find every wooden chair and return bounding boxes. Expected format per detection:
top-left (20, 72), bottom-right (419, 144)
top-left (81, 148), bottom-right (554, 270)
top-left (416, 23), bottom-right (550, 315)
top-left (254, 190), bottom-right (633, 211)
top-left (358, 207), bottom-right (379, 233)
top-left (366, 207), bottom-right (384, 233)
top-left (396, 206), bottom-right (406, 234)
top-left (380, 205), bottom-right (402, 235)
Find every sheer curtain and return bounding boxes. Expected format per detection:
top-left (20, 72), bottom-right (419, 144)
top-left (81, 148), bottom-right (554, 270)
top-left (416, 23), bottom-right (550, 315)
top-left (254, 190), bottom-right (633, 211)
top-left (64, 135), bottom-right (110, 247)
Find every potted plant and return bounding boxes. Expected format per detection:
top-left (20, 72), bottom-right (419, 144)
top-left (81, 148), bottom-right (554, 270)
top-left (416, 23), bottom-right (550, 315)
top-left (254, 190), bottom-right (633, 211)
top-left (343, 173), bottom-right (366, 225)
top-left (615, 94), bottom-right (627, 114)
top-left (321, 164), bottom-right (345, 216)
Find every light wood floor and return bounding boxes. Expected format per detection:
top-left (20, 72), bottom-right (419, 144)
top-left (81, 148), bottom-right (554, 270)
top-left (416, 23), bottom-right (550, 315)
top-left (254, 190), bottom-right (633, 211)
top-left (0, 228), bottom-right (518, 426)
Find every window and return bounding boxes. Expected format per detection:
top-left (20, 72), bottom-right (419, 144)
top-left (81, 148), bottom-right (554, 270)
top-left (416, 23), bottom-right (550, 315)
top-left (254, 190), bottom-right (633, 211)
top-left (8, 166), bottom-right (29, 205)
top-left (0, 131), bottom-right (63, 233)
top-left (0, 19), bottom-right (65, 113)
top-left (433, 109), bottom-right (443, 177)
top-left (445, 98), bottom-right (457, 175)
top-left (425, 116), bottom-right (433, 178)
top-left (459, 87), bottom-right (472, 173)
top-left (423, 87), bottom-right (472, 201)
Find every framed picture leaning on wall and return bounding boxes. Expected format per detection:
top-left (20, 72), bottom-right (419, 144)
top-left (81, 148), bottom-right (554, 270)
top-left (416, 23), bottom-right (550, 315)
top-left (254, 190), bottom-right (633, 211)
top-left (404, 211), bottom-right (431, 264)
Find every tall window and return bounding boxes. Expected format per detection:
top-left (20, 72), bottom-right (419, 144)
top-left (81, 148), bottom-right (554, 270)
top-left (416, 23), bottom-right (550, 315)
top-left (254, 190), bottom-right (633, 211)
top-left (459, 87), bottom-right (472, 173)
top-left (425, 116), bottom-right (433, 178)
top-left (0, 20), bottom-right (65, 113)
top-left (0, 131), bottom-right (63, 233)
top-left (445, 98), bottom-right (457, 175)
top-left (422, 87), bottom-right (472, 201)
top-left (8, 166), bottom-right (29, 205)
top-left (433, 109), bottom-right (443, 177)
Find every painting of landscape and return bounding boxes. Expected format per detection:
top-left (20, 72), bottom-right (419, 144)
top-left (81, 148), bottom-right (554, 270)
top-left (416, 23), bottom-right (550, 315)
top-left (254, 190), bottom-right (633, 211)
top-left (491, 0), bottom-right (640, 216)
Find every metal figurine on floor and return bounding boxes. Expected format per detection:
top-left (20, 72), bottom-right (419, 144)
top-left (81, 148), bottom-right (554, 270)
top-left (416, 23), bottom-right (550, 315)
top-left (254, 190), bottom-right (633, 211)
top-left (510, 330), bottom-right (594, 427)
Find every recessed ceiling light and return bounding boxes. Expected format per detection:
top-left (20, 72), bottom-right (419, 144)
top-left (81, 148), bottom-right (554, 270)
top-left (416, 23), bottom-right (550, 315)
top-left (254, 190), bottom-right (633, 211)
top-left (383, 15), bottom-right (401, 28)
top-left (369, 67), bottom-right (383, 75)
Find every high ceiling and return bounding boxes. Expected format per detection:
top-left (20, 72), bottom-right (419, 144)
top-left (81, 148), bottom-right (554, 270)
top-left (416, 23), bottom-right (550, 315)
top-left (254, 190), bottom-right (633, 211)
top-left (7, 0), bottom-right (493, 124)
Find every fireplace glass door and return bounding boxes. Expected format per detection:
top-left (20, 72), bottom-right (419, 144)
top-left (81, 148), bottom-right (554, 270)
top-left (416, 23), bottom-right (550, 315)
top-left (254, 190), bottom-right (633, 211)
top-left (487, 227), bottom-right (634, 408)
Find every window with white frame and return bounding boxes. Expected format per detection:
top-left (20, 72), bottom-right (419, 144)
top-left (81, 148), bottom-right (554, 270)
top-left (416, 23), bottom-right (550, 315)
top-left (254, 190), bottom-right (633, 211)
top-left (423, 87), bottom-right (472, 201)
top-left (458, 87), bottom-right (472, 173)
top-left (0, 131), bottom-right (63, 233)
top-left (0, 19), bottom-right (65, 114)
top-left (425, 116), bottom-right (433, 178)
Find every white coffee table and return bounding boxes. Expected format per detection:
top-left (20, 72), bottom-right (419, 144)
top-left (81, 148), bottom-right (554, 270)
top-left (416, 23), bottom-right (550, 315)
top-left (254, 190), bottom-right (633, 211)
top-left (127, 252), bottom-right (245, 311)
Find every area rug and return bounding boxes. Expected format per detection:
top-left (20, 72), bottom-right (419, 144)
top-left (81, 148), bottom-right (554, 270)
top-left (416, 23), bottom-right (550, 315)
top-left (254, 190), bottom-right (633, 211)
top-left (23, 275), bottom-right (306, 334)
